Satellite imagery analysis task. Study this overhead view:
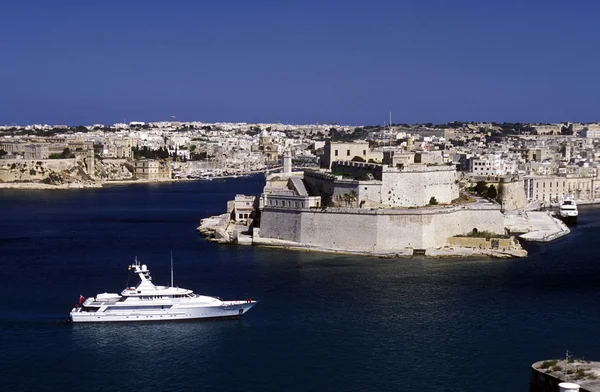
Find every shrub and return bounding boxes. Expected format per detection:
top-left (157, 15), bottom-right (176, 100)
top-left (574, 368), bottom-right (586, 379)
top-left (429, 197), bottom-right (438, 205)
top-left (540, 360), bottom-right (558, 369)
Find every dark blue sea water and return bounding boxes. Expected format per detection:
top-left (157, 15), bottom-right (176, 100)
top-left (1, 176), bottom-right (600, 392)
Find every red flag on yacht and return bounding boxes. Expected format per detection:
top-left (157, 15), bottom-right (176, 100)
top-left (79, 295), bottom-right (85, 304)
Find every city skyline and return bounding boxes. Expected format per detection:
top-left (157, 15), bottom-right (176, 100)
top-left (2, 0), bottom-right (599, 125)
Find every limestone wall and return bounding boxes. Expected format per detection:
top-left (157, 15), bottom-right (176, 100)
top-left (304, 170), bottom-right (336, 205)
top-left (260, 208), bottom-right (303, 242)
top-left (260, 205), bottom-right (505, 252)
top-left (305, 166), bottom-right (458, 208)
top-left (300, 210), bottom-right (379, 251)
top-left (447, 237), bottom-right (518, 250)
top-left (381, 166), bottom-right (458, 206)
top-left (0, 159), bottom-right (77, 182)
top-left (498, 180), bottom-right (527, 210)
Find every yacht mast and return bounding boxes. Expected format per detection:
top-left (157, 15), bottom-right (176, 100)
top-left (170, 251), bottom-right (174, 287)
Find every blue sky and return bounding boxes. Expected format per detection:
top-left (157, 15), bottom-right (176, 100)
top-left (1, 0), bottom-right (599, 125)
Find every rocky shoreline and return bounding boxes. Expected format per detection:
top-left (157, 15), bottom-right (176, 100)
top-left (0, 178), bottom-right (185, 190)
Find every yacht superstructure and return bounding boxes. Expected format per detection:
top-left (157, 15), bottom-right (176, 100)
top-left (558, 197), bottom-right (578, 225)
top-left (69, 259), bottom-right (257, 323)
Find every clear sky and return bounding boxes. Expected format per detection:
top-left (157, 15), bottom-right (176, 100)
top-left (1, 0), bottom-right (599, 126)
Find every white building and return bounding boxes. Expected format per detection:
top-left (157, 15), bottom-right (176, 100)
top-left (470, 155), bottom-right (517, 177)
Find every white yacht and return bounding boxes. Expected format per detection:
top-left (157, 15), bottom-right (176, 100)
top-left (559, 197), bottom-right (578, 225)
top-left (69, 259), bottom-right (257, 323)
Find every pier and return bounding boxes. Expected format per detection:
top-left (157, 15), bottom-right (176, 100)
top-left (505, 211), bottom-right (570, 243)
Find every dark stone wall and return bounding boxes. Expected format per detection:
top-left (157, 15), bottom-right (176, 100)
top-left (529, 367), bottom-right (590, 392)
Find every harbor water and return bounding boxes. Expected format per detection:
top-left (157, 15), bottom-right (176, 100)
top-left (1, 176), bottom-right (600, 392)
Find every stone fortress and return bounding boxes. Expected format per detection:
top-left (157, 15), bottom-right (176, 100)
top-left (201, 141), bottom-right (526, 258)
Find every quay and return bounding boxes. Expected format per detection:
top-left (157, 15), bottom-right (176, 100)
top-left (505, 211), bottom-right (570, 243)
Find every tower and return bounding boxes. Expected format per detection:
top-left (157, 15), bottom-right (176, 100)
top-left (283, 149), bottom-right (292, 175)
top-left (86, 149), bottom-right (95, 179)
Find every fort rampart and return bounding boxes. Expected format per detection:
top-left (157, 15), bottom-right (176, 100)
top-left (259, 203), bottom-right (504, 252)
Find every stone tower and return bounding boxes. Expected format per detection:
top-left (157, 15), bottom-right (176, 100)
top-left (283, 149), bottom-right (292, 175)
top-left (86, 149), bottom-right (95, 179)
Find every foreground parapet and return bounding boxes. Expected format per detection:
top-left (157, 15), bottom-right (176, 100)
top-left (531, 359), bottom-right (600, 392)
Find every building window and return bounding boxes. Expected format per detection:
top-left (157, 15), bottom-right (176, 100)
top-left (335, 150), bottom-right (338, 156)
top-left (347, 150), bottom-right (350, 156)
top-left (363, 150), bottom-right (366, 155)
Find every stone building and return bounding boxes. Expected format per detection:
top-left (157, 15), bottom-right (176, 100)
top-left (214, 147), bottom-right (512, 255)
top-left (321, 141), bottom-right (373, 169)
top-left (523, 175), bottom-right (597, 205)
top-left (305, 161), bottom-right (458, 208)
top-left (258, 130), bottom-right (278, 163)
top-left (227, 194), bottom-right (258, 223)
top-left (133, 159), bottom-right (171, 180)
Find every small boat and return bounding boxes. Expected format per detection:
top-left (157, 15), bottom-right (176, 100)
top-left (558, 196), bottom-right (578, 225)
top-left (69, 258), bottom-right (257, 323)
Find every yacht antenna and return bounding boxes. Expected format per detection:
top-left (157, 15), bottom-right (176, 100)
top-left (170, 251), bottom-right (174, 287)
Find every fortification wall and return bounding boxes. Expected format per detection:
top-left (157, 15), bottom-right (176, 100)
top-left (303, 171), bottom-right (336, 204)
top-left (259, 209), bottom-right (303, 242)
top-left (299, 210), bottom-right (379, 251)
top-left (260, 206), bottom-right (505, 252)
top-left (381, 167), bottom-right (458, 206)
top-left (499, 180), bottom-right (527, 210)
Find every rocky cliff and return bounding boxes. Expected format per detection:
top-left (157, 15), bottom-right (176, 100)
top-left (0, 157), bottom-right (134, 185)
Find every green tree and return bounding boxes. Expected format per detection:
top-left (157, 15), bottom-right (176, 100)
top-left (487, 184), bottom-right (498, 199)
top-left (429, 197), bottom-right (438, 205)
top-left (474, 181), bottom-right (488, 196)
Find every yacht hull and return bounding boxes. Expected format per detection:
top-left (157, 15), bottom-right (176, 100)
top-left (70, 302), bottom-right (256, 323)
top-left (559, 214), bottom-right (578, 226)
